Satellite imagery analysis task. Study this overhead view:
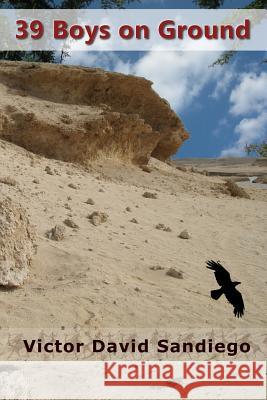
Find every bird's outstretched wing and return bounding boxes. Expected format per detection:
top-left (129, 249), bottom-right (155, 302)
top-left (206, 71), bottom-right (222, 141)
top-left (232, 290), bottom-right (245, 318)
top-left (206, 260), bottom-right (231, 287)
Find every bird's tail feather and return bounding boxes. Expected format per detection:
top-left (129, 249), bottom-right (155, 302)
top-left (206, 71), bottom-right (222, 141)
top-left (211, 288), bottom-right (223, 300)
top-left (234, 307), bottom-right (244, 318)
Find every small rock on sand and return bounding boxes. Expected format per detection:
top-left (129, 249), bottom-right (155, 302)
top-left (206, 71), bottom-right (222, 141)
top-left (85, 198), bottom-right (95, 205)
top-left (156, 223), bottom-right (172, 232)
top-left (46, 225), bottom-right (65, 241)
top-left (141, 165), bottom-right (152, 173)
top-left (176, 166), bottom-right (187, 172)
top-left (68, 183), bottom-right (78, 190)
top-left (166, 268), bottom-right (183, 279)
top-left (0, 176), bottom-right (17, 186)
top-left (143, 192), bottom-right (158, 199)
top-left (64, 218), bottom-right (79, 229)
top-left (179, 230), bottom-right (190, 239)
top-left (88, 211), bottom-right (108, 226)
top-left (150, 265), bottom-right (164, 271)
top-left (45, 166), bottom-right (54, 175)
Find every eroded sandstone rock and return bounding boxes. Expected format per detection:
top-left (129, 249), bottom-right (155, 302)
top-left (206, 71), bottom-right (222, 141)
top-left (0, 197), bottom-right (36, 287)
top-left (166, 268), bottom-right (183, 279)
top-left (46, 225), bottom-right (65, 241)
top-left (179, 230), bottom-right (190, 239)
top-left (0, 61), bottom-right (189, 165)
top-left (88, 211), bottom-right (108, 226)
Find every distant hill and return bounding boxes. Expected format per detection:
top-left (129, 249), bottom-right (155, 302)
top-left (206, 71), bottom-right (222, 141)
top-left (174, 157), bottom-right (267, 177)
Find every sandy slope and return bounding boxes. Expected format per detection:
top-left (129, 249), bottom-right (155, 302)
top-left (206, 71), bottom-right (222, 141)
top-left (0, 138), bottom-right (266, 340)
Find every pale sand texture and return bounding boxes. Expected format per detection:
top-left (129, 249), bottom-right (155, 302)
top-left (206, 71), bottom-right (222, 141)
top-left (0, 139), bottom-right (266, 336)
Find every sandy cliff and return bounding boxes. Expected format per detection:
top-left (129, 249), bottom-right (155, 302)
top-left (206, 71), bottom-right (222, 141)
top-left (0, 61), bottom-right (188, 165)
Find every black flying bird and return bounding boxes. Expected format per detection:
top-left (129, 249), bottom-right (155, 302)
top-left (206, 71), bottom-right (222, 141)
top-left (206, 260), bottom-right (245, 318)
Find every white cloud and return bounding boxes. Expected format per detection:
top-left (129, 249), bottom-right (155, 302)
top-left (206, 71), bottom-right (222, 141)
top-left (230, 72), bottom-right (267, 116)
top-left (221, 71), bottom-right (267, 157)
top-left (221, 112), bottom-right (267, 157)
top-left (63, 52), bottom-right (118, 69)
top-left (210, 68), bottom-right (236, 99)
top-left (212, 117), bottom-right (229, 137)
top-left (66, 50), bottom-right (223, 113)
top-left (116, 51), bottom-right (222, 112)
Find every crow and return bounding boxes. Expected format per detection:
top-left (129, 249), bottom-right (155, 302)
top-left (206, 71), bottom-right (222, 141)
top-left (206, 260), bottom-right (245, 318)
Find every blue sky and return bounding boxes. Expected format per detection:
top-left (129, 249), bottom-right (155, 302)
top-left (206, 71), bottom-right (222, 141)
top-left (65, 0), bottom-right (267, 158)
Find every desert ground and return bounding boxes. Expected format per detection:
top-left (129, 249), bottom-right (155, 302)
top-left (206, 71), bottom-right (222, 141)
top-left (0, 139), bottom-right (266, 334)
top-left (175, 157), bottom-right (267, 179)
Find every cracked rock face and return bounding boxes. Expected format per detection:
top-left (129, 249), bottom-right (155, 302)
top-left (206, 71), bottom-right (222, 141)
top-left (0, 61), bottom-right (189, 165)
top-left (0, 197), bottom-right (36, 287)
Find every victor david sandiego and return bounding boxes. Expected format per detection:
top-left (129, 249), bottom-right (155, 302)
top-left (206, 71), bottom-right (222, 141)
top-left (23, 338), bottom-right (251, 357)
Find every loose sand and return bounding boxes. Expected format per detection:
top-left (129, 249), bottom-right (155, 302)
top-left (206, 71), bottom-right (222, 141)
top-left (0, 138), bottom-right (267, 328)
top-left (0, 140), bottom-right (266, 360)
